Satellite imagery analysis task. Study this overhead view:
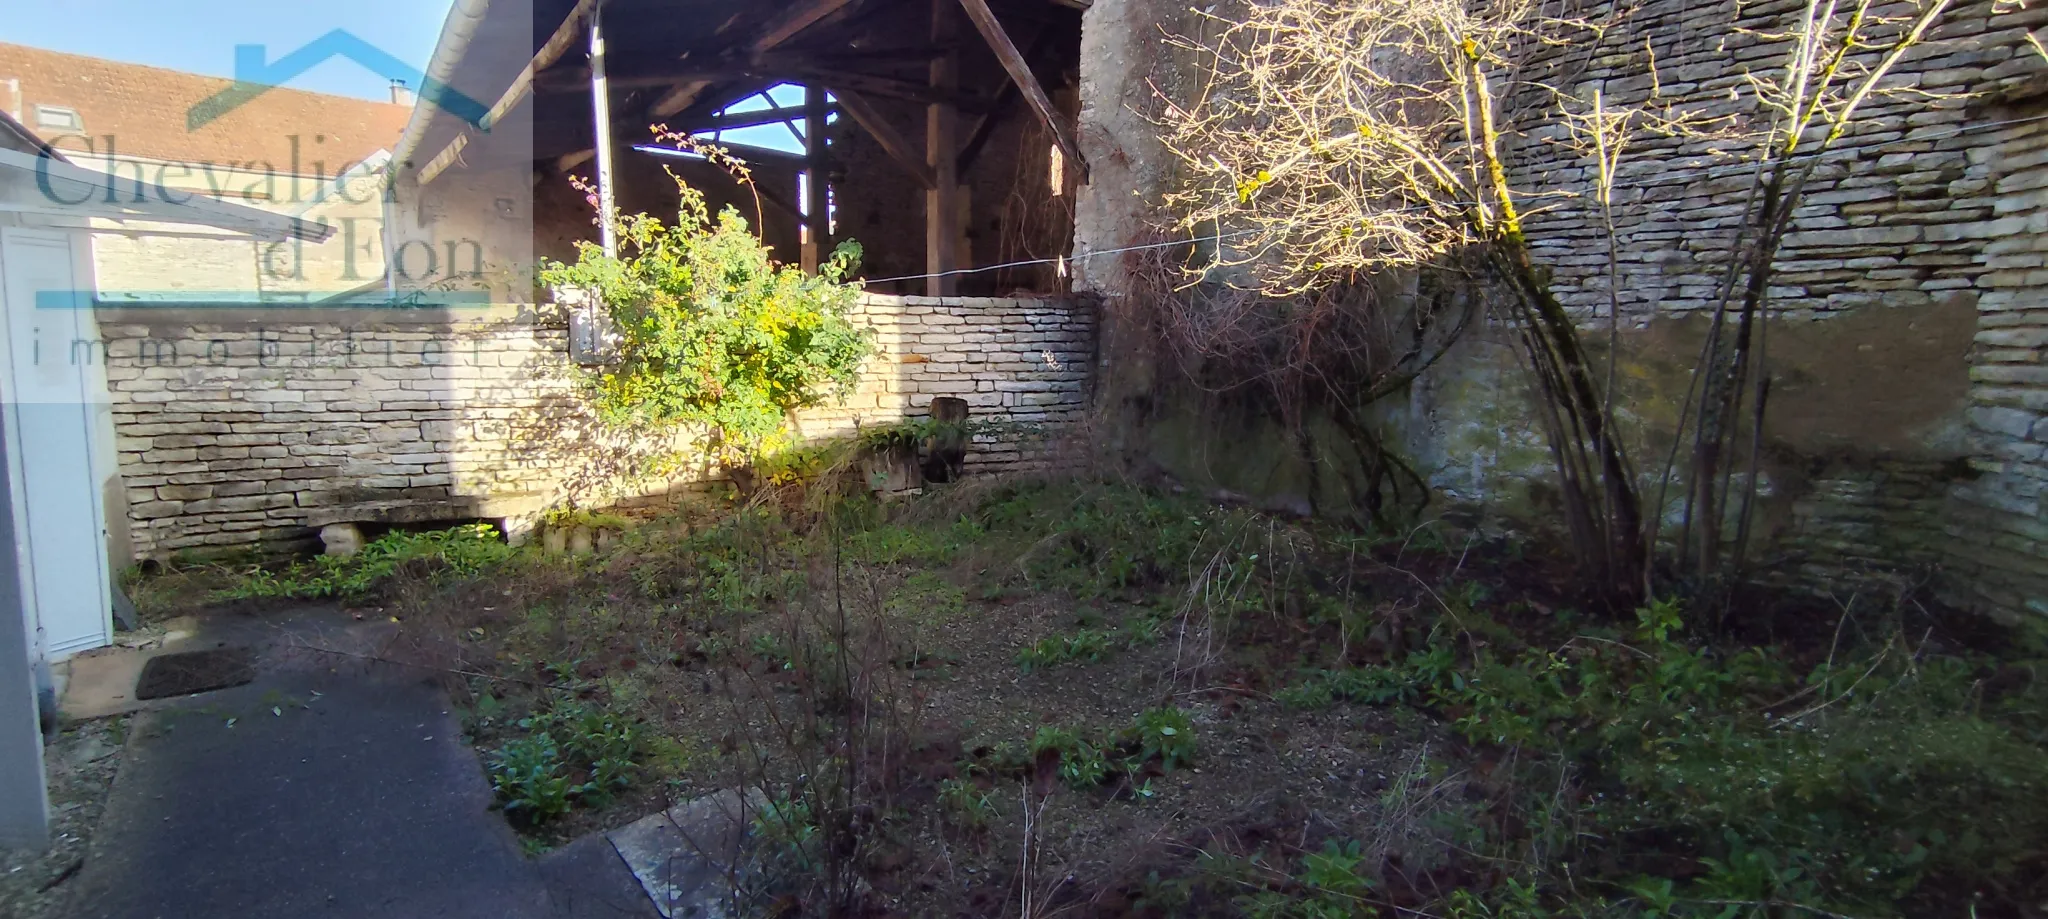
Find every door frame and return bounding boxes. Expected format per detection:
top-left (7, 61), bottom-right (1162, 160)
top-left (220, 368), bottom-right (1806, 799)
top-left (0, 223), bottom-right (115, 662)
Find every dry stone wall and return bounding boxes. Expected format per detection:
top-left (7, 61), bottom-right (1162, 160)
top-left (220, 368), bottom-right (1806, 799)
top-left (1493, 0), bottom-right (2048, 615)
top-left (1072, 0), bottom-right (2048, 617)
top-left (97, 294), bottom-right (1093, 558)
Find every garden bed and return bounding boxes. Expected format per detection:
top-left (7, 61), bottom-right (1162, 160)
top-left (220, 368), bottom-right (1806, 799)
top-left (140, 478), bottom-right (2048, 918)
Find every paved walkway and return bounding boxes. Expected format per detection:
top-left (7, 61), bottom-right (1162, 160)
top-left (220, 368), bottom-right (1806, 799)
top-left (60, 609), bottom-right (658, 919)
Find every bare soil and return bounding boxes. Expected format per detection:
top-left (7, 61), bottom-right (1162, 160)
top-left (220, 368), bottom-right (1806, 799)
top-left (0, 717), bottom-right (128, 919)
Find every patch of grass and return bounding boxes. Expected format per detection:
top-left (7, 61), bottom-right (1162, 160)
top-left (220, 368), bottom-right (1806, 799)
top-left (885, 571), bottom-right (967, 625)
top-left (1015, 627), bottom-right (1113, 672)
top-left (845, 516), bottom-right (984, 567)
top-left (540, 507), bottom-right (634, 530)
top-left (217, 524), bottom-right (513, 601)
top-left (975, 482), bottom-right (1266, 599)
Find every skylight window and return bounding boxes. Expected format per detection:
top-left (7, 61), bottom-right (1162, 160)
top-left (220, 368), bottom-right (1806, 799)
top-left (33, 104), bottom-right (81, 132)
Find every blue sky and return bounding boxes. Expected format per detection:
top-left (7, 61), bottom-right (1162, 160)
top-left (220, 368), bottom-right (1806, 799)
top-left (0, 0), bottom-right (453, 101)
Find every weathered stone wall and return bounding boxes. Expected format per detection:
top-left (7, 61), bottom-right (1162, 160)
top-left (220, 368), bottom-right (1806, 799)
top-left (1071, 0), bottom-right (2048, 617)
top-left (96, 294), bottom-right (1093, 558)
top-left (1944, 107), bottom-right (2048, 617)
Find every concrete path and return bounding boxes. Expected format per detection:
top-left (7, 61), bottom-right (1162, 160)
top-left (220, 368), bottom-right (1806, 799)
top-left (60, 608), bottom-right (658, 919)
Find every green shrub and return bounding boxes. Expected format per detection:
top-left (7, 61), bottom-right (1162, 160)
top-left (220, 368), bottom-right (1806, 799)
top-left (489, 734), bottom-right (574, 825)
top-left (537, 178), bottom-right (872, 461)
top-left (1131, 707), bottom-right (1197, 771)
top-left (487, 699), bottom-right (648, 825)
top-left (1029, 725), bottom-right (1112, 790)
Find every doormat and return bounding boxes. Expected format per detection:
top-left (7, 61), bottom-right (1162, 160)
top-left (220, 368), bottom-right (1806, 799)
top-left (135, 647), bottom-right (257, 700)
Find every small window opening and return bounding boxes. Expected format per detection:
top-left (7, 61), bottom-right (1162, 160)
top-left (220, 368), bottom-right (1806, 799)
top-left (34, 104), bottom-right (81, 132)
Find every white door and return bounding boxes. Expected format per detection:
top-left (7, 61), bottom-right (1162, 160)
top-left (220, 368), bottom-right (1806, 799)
top-left (0, 227), bottom-right (112, 659)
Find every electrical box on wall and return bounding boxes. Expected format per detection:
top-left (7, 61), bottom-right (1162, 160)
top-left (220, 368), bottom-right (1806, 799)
top-left (568, 301), bottom-right (620, 365)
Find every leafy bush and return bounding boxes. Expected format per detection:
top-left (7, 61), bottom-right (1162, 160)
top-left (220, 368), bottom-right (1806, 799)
top-left (1029, 725), bottom-right (1113, 790)
top-left (486, 699), bottom-right (647, 825)
top-left (537, 178), bottom-right (872, 461)
top-left (1131, 707), bottom-right (1197, 772)
top-left (220, 524), bottom-right (511, 601)
top-left (489, 734), bottom-right (574, 825)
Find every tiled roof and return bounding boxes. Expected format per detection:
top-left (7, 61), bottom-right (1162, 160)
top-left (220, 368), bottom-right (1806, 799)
top-left (0, 42), bottom-right (412, 173)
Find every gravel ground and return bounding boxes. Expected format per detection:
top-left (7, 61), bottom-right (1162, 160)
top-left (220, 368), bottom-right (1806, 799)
top-left (0, 717), bottom-right (128, 919)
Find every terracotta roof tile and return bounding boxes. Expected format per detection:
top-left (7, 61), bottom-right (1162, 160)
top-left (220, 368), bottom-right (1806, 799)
top-left (0, 42), bottom-right (412, 173)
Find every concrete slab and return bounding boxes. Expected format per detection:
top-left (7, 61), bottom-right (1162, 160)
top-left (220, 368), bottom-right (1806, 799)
top-left (57, 646), bottom-right (151, 720)
top-left (64, 671), bottom-right (555, 919)
top-left (605, 789), bottom-right (761, 919)
top-left (537, 832), bottom-right (664, 918)
top-left (58, 616), bottom-right (201, 720)
top-left (54, 606), bottom-right (654, 918)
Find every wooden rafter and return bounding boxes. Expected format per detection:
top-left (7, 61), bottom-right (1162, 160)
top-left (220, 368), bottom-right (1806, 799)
top-left (833, 90), bottom-right (935, 189)
top-left (649, 0), bottom-right (859, 119)
top-left (956, 23), bottom-right (1051, 174)
top-left (415, 0), bottom-right (597, 184)
top-left (955, 0), bottom-right (1088, 183)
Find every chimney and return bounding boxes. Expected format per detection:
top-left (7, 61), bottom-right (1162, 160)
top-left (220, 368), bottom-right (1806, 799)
top-left (389, 79), bottom-right (415, 107)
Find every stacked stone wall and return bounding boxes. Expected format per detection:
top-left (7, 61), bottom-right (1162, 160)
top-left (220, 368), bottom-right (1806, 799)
top-left (96, 293), bottom-right (1093, 557)
top-left (1072, 0), bottom-right (2048, 617)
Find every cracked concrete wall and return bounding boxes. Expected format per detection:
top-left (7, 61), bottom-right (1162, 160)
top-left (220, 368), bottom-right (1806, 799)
top-left (1071, 0), bottom-right (2048, 617)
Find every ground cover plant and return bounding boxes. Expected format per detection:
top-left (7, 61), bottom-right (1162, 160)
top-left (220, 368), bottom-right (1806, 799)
top-left (138, 479), bottom-right (2048, 916)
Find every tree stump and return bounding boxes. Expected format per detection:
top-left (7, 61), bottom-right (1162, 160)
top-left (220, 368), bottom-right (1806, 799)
top-left (922, 397), bottom-right (971, 484)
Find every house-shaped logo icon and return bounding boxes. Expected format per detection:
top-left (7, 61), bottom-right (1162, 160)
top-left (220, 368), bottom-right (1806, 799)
top-left (187, 29), bottom-right (489, 131)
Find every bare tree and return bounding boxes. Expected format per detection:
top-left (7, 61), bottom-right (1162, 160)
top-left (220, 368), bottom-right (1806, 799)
top-left (1153, 0), bottom-right (1959, 608)
top-left (1155, 0), bottom-right (1663, 602)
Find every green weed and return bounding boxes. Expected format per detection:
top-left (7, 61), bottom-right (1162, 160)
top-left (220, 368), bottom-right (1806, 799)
top-left (1016, 628), bottom-right (1113, 672)
top-left (1130, 707), bottom-right (1197, 772)
top-left (218, 524), bottom-right (512, 601)
top-left (937, 778), bottom-right (994, 830)
top-left (486, 699), bottom-right (648, 825)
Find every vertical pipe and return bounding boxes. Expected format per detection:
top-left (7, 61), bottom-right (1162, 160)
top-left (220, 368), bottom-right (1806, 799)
top-left (802, 84), bottom-right (829, 273)
top-left (924, 0), bottom-right (960, 297)
top-left (590, 1), bottom-right (618, 258)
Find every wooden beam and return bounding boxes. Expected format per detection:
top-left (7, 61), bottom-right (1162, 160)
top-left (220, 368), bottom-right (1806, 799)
top-left (416, 0), bottom-right (597, 184)
top-left (834, 90), bottom-right (935, 189)
top-left (926, 0), bottom-right (961, 297)
top-left (801, 83), bottom-right (829, 273)
top-left (592, 3), bottom-right (619, 257)
top-left (956, 25), bottom-right (1050, 174)
top-left (648, 0), bottom-right (858, 119)
top-left (683, 104), bottom-right (830, 133)
top-left (955, 82), bottom-right (1018, 175)
top-left (956, 0), bottom-right (1089, 183)
top-left (650, 80), bottom-right (713, 118)
top-left (484, 0), bottom-right (598, 131)
top-left (757, 0), bottom-right (862, 50)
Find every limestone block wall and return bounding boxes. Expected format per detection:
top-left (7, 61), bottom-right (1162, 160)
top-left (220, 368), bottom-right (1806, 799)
top-left (97, 294), bottom-right (1094, 558)
top-left (1944, 111), bottom-right (2048, 617)
top-left (1070, 0), bottom-right (2048, 616)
